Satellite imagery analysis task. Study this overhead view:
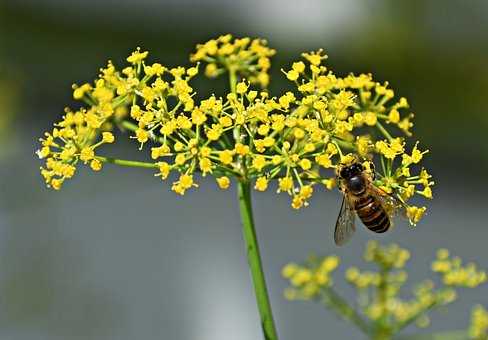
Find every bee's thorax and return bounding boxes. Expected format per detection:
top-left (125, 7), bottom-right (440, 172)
top-left (346, 175), bottom-right (366, 195)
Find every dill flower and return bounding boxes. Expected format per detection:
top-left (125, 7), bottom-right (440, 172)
top-left (36, 36), bottom-right (433, 227)
top-left (191, 34), bottom-right (276, 87)
top-left (282, 241), bottom-right (487, 339)
top-left (431, 249), bottom-right (487, 288)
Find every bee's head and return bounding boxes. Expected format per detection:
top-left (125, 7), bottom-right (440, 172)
top-left (339, 162), bottom-right (364, 179)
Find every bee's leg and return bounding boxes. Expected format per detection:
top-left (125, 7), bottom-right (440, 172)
top-left (369, 161), bottom-right (376, 180)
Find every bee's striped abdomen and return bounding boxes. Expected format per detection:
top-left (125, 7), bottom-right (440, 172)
top-left (355, 195), bottom-right (390, 233)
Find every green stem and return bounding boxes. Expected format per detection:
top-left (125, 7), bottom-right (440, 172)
top-left (393, 300), bottom-right (438, 333)
top-left (96, 156), bottom-right (157, 169)
top-left (237, 181), bottom-right (279, 340)
top-left (321, 288), bottom-right (371, 335)
top-left (332, 137), bottom-right (356, 151)
top-left (376, 121), bottom-right (394, 142)
top-left (121, 120), bottom-right (139, 132)
top-left (229, 68), bottom-right (237, 94)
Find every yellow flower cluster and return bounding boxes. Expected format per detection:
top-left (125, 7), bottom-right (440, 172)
top-left (191, 34), bottom-right (275, 87)
top-left (282, 256), bottom-right (339, 300)
top-left (470, 305), bottom-right (488, 339)
top-left (431, 249), bottom-right (487, 288)
top-left (346, 242), bottom-right (456, 325)
top-left (37, 35), bottom-right (433, 224)
top-left (282, 241), bottom-right (486, 335)
top-left (363, 240), bottom-right (411, 269)
top-left (37, 106), bottom-right (117, 189)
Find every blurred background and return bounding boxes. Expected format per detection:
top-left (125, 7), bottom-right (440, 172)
top-left (0, 0), bottom-right (487, 339)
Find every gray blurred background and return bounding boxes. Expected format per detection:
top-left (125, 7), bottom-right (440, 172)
top-left (0, 0), bottom-right (487, 339)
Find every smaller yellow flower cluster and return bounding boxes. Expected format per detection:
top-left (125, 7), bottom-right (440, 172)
top-left (37, 106), bottom-right (116, 189)
top-left (282, 241), bottom-right (486, 335)
top-left (431, 249), bottom-right (487, 288)
top-left (280, 49), bottom-right (432, 221)
top-left (191, 34), bottom-right (276, 87)
top-left (469, 305), bottom-right (488, 339)
top-left (363, 280), bottom-right (456, 326)
top-left (345, 267), bottom-right (407, 289)
top-left (281, 256), bottom-right (339, 300)
top-left (363, 240), bottom-right (411, 269)
top-left (347, 242), bottom-right (443, 324)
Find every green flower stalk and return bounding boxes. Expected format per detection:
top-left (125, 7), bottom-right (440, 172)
top-left (282, 241), bottom-right (487, 340)
top-left (36, 34), bottom-right (435, 339)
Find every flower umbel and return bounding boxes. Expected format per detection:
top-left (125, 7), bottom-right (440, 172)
top-left (283, 241), bottom-right (487, 339)
top-left (37, 36), bottom-right (433, 224)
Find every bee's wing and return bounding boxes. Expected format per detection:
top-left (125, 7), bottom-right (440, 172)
top-left (370, 185), bottom-right (408, 220)
top-left (334, 195), bottom-right (356, 246)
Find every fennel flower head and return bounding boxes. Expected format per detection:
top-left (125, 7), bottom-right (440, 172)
top-left (37, 34), bottom-right (433, 225)
top-left (282, 241), bottom-right (486, 334)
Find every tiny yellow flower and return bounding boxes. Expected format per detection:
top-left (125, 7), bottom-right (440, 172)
top-left (187, 66), bottom-right (198, 77)
top-left (236, 81), bottom-right (248, 94)
top-left (255, 177), bottom-right (268, 191)
top-left (37, 146), bottom-right (50, 159)
top-left (205, 63), bottom-right (219, 77)
top-left (90, 159), bottom-right (102, 171)
top-left (197, 146), bottom-right (210, 158)
top-left (285, 70), bottom-right (299, 81)
top-left (135, 129), bottom-right (149, 143)
top-left (175, 154), bottom-right (186, 166)
top-left (191, 108), bottom-right (207, 125)
top-left (80, 147), bottom-right (95, 162)
top-left (419, 187), bottom-right (433, 199)
top-left (292, 61), bottom-right (305, 73)
top-left (179, 174), bottom-right (194, 189)
top-left (321, 256), bottom-right (339, 272)
top-left (322, 178), bottom-right (336, 190)
top-left (102, 132), bottom-right (115, 143)
top-left (299, 185), bottom-right (313, 199)
top-left (158, 162), bottom-right (171, 179)
top-left (282, 263), bottom-right (299, 278)
top-left (199, 158), bottom-right (212, 174)
top-left (127, 48), bottom-right (149, 64)
top-left (252, 155), bottom-right (267, 171)
top-left (235, 143), bottom-right (250, 156)
top-left (272, 155), bottom-right (282, 165)
top-left (316, 154), bottom-right (332, 168)
top-left (216, 176), bottom-right (230, 189)
top-left (291, 195), bottom-right (304, 209)
top-left (302, 50), bottom-right (326, 66)
top-left (299, 159), bottom-right (312, 170)
top-left (278, 177), bottom-right (293, 192)
top-left (388, 109), bottom-right (400, 123)
top-left (291, 269), bottom-right (312, 286)
top-left (257, 124), bottom-right (270, 136)
top-left (294, 128), bottom-right (305, 139)
top-left (406, 206), bottom-right (427, 225)
top-left (51, 178), bottom-right (63, 190)
top-left (364, 112), bottom-right (377, 126)
top-left (345, 267), bottom-right (360, 282)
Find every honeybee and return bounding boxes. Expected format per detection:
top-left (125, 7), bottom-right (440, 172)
top-left (334, 161), bottom-right (405, 246)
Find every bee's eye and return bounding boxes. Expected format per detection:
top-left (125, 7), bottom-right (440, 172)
top-left (357, 163), bottom-right (364, 171)
top-left (340, 168), bottom-right (349, 178)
